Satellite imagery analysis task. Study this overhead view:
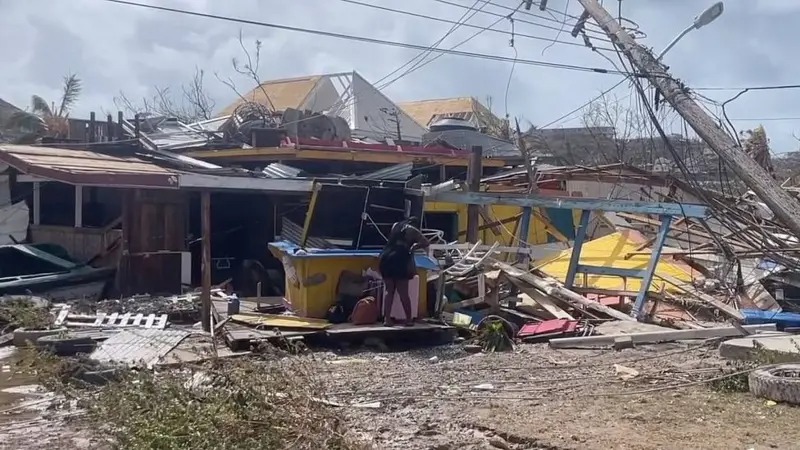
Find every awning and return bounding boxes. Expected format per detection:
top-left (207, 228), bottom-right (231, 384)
top-left (0, 144), bottom-right (179, 188)
top-left (0, 144), bottom-right (314, 193)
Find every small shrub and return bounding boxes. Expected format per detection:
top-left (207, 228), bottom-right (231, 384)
top-left (0, 297), bottom-right (53, 331)
top-left (18, 349), bottom-right (366, 450)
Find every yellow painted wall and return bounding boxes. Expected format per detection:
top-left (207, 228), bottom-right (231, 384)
top-left (424, 201), bottom-right (552, 246)
top-left (269, 248), bottom-right (428, 319)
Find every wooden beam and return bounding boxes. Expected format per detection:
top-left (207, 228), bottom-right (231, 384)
top-left (74, 185), bottom-right (83, 227)
top-left (201, 191), bottom-right (212, 332)
top-left (495, 261), bottom-right (635, 321)
top-left (549, 324), bottom-right (776, 349)
top-left (432, 191), bottom-right (707, 217)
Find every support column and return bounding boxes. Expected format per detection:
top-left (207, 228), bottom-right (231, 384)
top-left (564, 209), bottom-right (591, 289)
top-left (201, 191), bottom-right (212, 332)
top-left (74, 185), bottom-right (83, 228)
top-left (465, 145), bottom-right (483, 243)
top-left (32, 182), bottom-right (41, 225)
top-left (631, 214), bottom-right (673, 320)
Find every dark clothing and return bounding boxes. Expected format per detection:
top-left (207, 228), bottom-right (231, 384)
top-left (378, 221), bottom-right (429, 325)
top-left (378, 222), bottom-right (429, 281)
top-left (379, 243), bottom-right (415, 280)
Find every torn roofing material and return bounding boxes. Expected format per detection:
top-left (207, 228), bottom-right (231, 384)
top-left (262, 161), bottom-right (413, 181)
top-left (422, 129), bottom-right (519, 158)
top-left (358, 162), bottom-right (413, 181)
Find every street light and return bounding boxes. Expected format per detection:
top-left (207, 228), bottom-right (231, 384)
top-left (656, 2), bottom-right (724, 61)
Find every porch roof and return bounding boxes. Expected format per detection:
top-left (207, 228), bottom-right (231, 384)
top-left (0, 144), bottom-right (314, 193)
top-left (0, 144), bottom-right (179, 188)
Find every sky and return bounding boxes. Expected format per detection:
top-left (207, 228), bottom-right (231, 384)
top-left (1, 0), bottom-right (799, 152)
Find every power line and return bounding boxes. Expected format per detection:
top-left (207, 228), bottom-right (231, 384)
top-left (538, 77), bottom-right (629, 128)
top-left (694, 84), bottom-right (800, 92)
top-left (728, 117), bottom-right (800, 122)
top-left (335, 0), bottom-right (615, 52)
top-left (283, 1), bottom-right (497, 136)
top-left (485, 0), bottom-right (602, 28)
top-left (376, 0), bottom-right (491, 90)
top-left (101, 0), bottom-right (633, 77)
top-left (432, 0), bottom-right (611, 40)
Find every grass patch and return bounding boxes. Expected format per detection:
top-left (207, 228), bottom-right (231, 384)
top-left (18, 350), bottom-right (366, 450)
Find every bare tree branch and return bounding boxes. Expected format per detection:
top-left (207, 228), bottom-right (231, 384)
top-left (114, 67), bottom-right (216, 123)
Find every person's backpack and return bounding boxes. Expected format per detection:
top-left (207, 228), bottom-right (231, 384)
top-left (349, 296), bottom-right (379, 325)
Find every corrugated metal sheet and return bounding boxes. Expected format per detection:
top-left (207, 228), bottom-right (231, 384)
top-left (263, 162), bottom-right (303, 179)
top-left (423, 129), bottom-right (519, 158)
top-left (358, 162), bottom-right (412, 181)
top-left (279, 217), bottom-right (334, 249)
top-left (90, 328), bottom-right (190, 368)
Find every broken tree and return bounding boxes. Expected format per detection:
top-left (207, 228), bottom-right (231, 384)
top-left (577, 0), bottom-right (800, 238)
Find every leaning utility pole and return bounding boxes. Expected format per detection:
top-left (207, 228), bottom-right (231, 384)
top-left (577, 0), bottom-right (800, 237)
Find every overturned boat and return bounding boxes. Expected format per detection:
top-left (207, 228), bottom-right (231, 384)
top-left (0, 244), bottom-right (113, 302)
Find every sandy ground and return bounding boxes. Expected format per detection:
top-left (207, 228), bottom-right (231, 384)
top-left (2, 341), bottom-right (800, 449)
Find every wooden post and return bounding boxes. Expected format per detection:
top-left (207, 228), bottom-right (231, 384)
top-left (466, 145), bottom-right (483, 243)
top-left (515, 118), bottom-right (535, 264)
top-left (133, 113), bottom-right (141, 141)
top-left (578, 0), bottom-right (800, 238)
top-left (117, 111), bottom-right (124, 141)
top-left (201, 191), bottom-right (212, 332)
top-left (106, 114), bottom-right (114, 142)
top-left (74, 186), bottom-right (83, 228)
top-left (88, 112), bottom-right (96, 142)
top-left (32, 182), bottom-right (41, 225)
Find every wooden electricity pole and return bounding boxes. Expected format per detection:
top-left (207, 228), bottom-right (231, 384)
top-left (577, 0), bottom-right (800, 237)
top-left (466, 145), bottom-right (483, 243)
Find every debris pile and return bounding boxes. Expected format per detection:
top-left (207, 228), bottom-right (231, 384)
top-left (431, 179), bottom-right (800, 352)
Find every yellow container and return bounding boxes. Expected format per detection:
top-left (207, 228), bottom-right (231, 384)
top-left (269, 243), bottom-right (429, 319)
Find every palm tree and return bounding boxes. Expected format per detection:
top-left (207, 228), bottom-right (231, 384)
top-left (6, 74), bottom-right (82, 144)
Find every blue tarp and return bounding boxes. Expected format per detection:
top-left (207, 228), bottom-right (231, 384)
top-left (741, 309), bottom-right (800, 329)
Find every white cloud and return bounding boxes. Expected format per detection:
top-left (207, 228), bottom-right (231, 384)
top-left (1, 0), bottom-right (799, 152)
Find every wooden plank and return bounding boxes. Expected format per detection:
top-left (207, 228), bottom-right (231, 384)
top-left (54, 306), bottom-right (70, 326)
top-left (656, 273), bottom-right (744, 321)
top-left (507, 276), bottom-right (574, 320)
top-left (144, 314), bottom-right (156, 329)
top-left (442, 296), bottom-right (486, 313)
top-left (550, 324), bottom-right (777, 349)
top-left (156, 315), bottom-right (168, 329)
top-left (132, 313), bottom-right (144, 327)
top-left (495, 261), bottom-right (634, 322)
top-left (106, 313), bottom-right (119, 327)
top-left (93, 313), bottom-right (106, 327)
top-left (519, 291), bottom-right (575, 321)
top-left (119, 313), bottom-right (131, 327)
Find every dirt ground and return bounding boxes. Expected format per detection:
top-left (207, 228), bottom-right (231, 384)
top-left (2, 341), bottom-right (800, 449)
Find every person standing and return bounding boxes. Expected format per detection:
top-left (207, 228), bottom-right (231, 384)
top-left (378, 217), bottom-right (429, 326)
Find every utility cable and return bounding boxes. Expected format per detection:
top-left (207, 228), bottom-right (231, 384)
top-left (101, 0), bottom-right (633, 77)
top-left (432, 0), bottom-right (611, 40)
top-left (336, 0), bottom-right (615, 51)
top-left (694, 84), bottom-right (800, 92)
top-left (377, 0), bottom-right (491, 91)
